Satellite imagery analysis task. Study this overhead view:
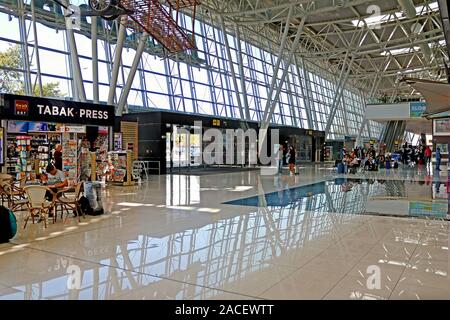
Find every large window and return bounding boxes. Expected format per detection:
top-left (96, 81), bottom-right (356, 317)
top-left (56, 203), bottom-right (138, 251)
top-left (0, 1), bottom-right (377, 139)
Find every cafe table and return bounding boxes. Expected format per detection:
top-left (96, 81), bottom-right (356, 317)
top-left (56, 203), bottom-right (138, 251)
top-left (0, 173), bottom-right (13, 182)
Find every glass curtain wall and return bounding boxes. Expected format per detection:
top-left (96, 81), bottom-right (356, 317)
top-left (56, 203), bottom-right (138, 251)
top-left (0, 0), bottom-right (382, 140)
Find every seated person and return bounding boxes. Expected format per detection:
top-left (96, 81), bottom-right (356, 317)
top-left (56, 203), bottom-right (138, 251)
top-left (41, 164), bottom-right (68, 190)
top-left (364, 156), bottom-right (378, 171)
top-left (349, 157), bottom-right (359, 168)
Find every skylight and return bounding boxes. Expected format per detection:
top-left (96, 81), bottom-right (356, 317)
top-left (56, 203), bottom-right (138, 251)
top-left (351, 1), bottom-right (439, 28)
top-left (380, 47), bottom-right (420, 56)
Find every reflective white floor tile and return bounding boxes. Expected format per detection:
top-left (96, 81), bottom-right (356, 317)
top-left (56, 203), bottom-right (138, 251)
top-left (390, 283), bottom-right (450, 300)
top-left (260, 268), bottom-right (344, 300)
top-left (323, 275), bottom-right (391, 300)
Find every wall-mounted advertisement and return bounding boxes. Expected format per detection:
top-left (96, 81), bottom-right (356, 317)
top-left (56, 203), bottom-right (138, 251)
top-left (7, 121), bottom-right (28, 133)
top-left (433, 118), bottom-right (450, 136)
top-left (28, 122), bottom-right (48, 132)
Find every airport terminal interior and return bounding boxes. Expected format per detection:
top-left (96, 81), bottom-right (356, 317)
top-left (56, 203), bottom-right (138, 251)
top-left (0, 0), bottom-right (450, 300)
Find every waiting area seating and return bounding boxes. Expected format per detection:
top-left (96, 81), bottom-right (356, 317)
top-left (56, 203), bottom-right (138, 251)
top-left (1, 176), bottom-right (86, 229)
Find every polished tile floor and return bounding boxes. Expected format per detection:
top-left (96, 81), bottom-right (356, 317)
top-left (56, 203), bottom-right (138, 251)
top-left (0, 164), bottom-right (449, 300)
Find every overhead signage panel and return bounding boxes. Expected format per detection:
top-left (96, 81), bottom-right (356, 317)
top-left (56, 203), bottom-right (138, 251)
top-left (0, 94), bottom-right (115, 127)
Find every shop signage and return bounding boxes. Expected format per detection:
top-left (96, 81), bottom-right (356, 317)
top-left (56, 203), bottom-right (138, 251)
top-left (433, 118), bottom-right (450, 136)
top-left (60, 125), bottom-right (86, 133)
top-left (409, 102), bottom-right (426, 118)
top-left (14, 100), bottom-right (29, 116)
top-left (0, 94), bottom-right (115, 127)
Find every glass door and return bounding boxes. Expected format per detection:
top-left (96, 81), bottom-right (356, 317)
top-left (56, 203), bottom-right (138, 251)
top-left (166, 125), bottom-right (203, 172)
top-left (189, 132), bottom-right (202, 167)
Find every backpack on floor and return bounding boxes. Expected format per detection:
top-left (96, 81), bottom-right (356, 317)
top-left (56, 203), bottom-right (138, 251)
top-left (0, 206), bottom-right (17, 243)
top-left (78, 196), bottom-right (93, 216)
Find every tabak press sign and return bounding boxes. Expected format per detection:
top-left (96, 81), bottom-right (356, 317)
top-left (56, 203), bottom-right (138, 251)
top-left (0, 94), bottom-right (115, 127)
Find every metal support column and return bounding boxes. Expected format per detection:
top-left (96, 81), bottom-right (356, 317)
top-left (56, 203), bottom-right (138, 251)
top-left (91, 16), bottom-right (99, 103)
top-left (296, 56), bottom-right (315, 129)
top-left (356, 75), bottom-right (381, 143)
top-left (18, 0), bottom-right (32, 95)
top-left (220, 15), bottom-right (246, 122)
top-left (63, 0), bottom-right (86, 101)
top-left (164, 59), bottom-right (176, 111)
top-left (261, 17), bottom-right (306, 130)
top-left (200, 20), bottom-right (219, 116)
top-left (234, 24), bottom-right (250, 120)
top-left (138, 58), bottom-right (148, 109)
top-left (117, 32), bottom-right (149, 116)
top-left (324, 54), bottom-right (354, 135)
top-left (261, 6), bottom-right (294, 121)
top-left (107, 16), bottom-right (127, 105)
top-left (31, 0), bottom-right (43, 96)
top-left (285, 69), bottom-right (298, 127)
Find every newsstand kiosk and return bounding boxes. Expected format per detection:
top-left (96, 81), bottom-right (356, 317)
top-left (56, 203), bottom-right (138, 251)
top-left (0, 94), bottom-right (115, 185)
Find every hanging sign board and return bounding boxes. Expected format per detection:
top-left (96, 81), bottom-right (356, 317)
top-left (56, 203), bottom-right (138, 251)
top-left (0, 94), bottom-right (115, 127)
top-left (409, 102), bottom-right (426, 118)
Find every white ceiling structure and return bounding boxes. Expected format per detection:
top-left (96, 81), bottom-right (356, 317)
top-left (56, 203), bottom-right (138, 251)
top-left (194, 0), bottom-right (449, 101)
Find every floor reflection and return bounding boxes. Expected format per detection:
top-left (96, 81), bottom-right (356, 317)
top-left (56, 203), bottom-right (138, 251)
top-left (225, 177), bottom-right (449, 220)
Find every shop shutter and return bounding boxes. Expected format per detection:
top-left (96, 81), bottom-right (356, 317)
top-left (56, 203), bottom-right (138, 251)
top-left (121, 121), bottom-right (138, 160)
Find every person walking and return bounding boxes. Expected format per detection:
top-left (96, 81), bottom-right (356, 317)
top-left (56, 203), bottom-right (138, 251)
top-left (435, 147), bottom-right (441, 171)
top-left (276, 144), bottom-right (284, 174)
top-left (425, 146), bottom-right (432, 166)
top-left (288, 146), bottom-right (296, 176)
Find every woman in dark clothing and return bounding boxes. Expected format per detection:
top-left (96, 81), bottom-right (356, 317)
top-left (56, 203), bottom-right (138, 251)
top-left (288, 146), bottom-right (296, 176)
top-left (53, 144), bottom-right (63, 170)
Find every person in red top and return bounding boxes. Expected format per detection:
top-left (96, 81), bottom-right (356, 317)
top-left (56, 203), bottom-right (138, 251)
top-left (425, 146), bottom-right (432, 166)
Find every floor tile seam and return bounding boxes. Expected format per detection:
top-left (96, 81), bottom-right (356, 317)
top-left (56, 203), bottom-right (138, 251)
top-left (17, 245), bottom-right (263, 300)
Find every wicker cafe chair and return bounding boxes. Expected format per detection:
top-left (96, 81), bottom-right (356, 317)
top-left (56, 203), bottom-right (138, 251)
top-left (55, 183), bottom-right (83, 223)
top-left (1, 181), bottom-right (28, 212)
top-left (23, 186), bottom-right (55, 228)
top-left (0, 183), bottom-right (7, 206)
top-left (12, 176), bottom-right (27, 199)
